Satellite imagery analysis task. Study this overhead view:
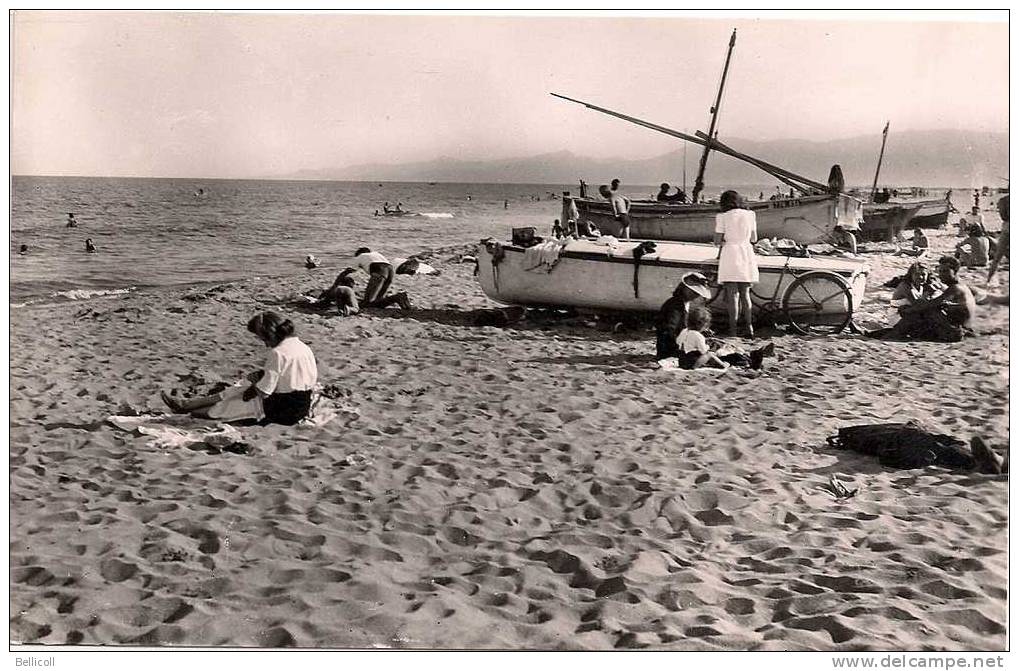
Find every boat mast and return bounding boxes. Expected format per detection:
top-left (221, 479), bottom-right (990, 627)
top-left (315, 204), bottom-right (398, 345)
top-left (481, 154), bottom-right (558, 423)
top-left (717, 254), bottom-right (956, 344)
top-left (692, 28), bottom-right (737, 204)
top-left (550, 92), bottom-right (829, 192)
top-left (869, 121), bottom-right (890, 201)
top-left (682, 136), bottom-right (687, 194)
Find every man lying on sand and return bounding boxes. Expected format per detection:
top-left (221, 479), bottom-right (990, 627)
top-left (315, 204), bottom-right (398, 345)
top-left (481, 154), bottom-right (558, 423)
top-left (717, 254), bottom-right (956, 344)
top-left (868, 256), bottom-right (975, 342)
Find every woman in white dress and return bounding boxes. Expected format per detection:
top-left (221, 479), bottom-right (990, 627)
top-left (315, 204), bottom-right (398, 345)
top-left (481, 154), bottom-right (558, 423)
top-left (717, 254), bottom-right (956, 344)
top-left (714, 190), bottom-right (759, 337)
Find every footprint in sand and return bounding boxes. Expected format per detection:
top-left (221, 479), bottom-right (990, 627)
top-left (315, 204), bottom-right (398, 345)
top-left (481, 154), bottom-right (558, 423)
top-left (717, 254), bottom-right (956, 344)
top-left (99, 558), bottom-right (138, 582)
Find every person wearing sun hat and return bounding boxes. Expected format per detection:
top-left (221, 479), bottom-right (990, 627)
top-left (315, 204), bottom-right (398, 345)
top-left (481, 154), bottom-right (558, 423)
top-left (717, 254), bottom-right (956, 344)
top-left (654, 271), bottom-right (713, 361)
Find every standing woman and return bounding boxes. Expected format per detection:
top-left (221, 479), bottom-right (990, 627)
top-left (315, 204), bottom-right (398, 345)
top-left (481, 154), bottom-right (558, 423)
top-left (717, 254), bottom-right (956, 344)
top-left (714, 190), bottom-right (759, 337)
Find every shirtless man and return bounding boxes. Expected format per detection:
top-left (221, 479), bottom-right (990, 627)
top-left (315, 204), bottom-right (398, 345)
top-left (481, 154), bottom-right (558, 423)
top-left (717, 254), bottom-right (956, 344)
top-left (598, 184), bottom-right (631, 240)
top-left (869, 256), bottom-right (975, 342)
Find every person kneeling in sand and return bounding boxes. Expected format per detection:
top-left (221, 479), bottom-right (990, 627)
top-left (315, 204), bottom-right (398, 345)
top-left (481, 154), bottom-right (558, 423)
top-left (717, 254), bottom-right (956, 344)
top-left (352, 247), bottom-right (412, 310)
top-left (163, 311), bottom-right (318, 426)
top-left (314, 269), bottom-right (360, 316)
top-left (674, 307), bottom-right (774, 371)
top-left (868, 256), bottom-right (975, 342)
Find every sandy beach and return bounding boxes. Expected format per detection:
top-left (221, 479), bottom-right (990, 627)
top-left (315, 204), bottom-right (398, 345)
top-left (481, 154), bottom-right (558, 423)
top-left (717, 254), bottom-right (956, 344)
top-left (9, 223), bottom-right (1008, 650)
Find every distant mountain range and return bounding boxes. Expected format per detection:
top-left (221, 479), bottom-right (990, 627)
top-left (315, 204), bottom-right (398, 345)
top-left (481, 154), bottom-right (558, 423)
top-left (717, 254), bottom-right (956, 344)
top-left (285, 129), bottom-right (1007, 188)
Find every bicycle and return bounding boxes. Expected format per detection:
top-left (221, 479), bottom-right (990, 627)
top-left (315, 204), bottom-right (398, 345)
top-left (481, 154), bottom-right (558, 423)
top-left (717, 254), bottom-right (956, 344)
top-left (698, 256), bottom-right (857, 335)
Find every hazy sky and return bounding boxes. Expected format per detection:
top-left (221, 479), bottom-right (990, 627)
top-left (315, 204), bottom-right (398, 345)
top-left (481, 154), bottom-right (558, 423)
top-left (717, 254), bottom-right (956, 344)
top-left (11, 11), bottom-right (1009, 178)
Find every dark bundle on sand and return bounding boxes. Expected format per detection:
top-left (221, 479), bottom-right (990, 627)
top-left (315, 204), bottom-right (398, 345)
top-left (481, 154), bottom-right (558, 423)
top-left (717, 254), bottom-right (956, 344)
top-left (830, 422), bottom-right (1006, 473)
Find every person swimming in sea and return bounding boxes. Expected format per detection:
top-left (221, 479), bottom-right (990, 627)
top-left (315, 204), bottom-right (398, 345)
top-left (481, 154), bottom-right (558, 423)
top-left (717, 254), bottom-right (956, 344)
top-left (305, 254), bottom-right (319, 269)
top-left (66, 213), bottom-right (77, 228)
top-left (18, 244), bottom-right (28, 255)
top-left (85, 238), bottom-right (97, 253)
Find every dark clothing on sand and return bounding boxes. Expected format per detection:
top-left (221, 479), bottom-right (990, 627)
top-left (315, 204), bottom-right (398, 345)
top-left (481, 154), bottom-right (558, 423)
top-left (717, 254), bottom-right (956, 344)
top-left (676, 350), bottom-right (750, 370)
top-left (872, 304), bottom-right (969, 343)
top-left (655, 296), bottom-right (690, 360)
top-left (261, 389), bottom-right (313, 426)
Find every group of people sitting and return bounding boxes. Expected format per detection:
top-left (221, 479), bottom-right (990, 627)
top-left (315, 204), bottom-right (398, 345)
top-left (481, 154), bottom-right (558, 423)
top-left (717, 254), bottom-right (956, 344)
top-left (868, 256), bottom-right (976, 342)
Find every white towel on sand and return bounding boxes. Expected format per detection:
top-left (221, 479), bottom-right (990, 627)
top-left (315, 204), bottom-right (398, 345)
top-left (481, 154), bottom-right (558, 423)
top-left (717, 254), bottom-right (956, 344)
top-left (656, 357), bottom-right (728, 373)
top-left (107, 393), bottom-right (359, 449)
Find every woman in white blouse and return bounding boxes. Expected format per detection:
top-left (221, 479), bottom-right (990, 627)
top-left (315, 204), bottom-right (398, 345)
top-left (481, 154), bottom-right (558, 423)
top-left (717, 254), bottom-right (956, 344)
top-left (713, 190), bottom-right (760, 337)
top-left (162, 311), bottom-right (318, 426)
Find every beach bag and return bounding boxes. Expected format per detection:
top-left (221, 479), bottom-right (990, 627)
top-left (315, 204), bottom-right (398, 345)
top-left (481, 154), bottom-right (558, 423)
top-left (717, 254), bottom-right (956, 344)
top-left (512, 227), bottom-right (539, 247)
top-left (830, 421), bottom-right (974, 470)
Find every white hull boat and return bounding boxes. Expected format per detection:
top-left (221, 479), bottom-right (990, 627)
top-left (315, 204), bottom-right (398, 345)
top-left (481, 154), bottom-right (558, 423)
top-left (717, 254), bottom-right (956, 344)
top-left (477, 237), bottom-right (870, 333)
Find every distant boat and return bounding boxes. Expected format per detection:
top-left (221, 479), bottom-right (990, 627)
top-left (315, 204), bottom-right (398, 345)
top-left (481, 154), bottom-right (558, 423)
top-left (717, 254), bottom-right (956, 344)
top-left (859, 202), bottom-right (924, 242)
top-left (565, 192), bottom-right (864, 245)
top-left (476, 237), bottom-right (868, 333)
top-left (428, 182), bottom-right (437, 185)
top-left (551, 30), bottom-right (863, 246)
top-left (862, 124), bottom-right (950, 238)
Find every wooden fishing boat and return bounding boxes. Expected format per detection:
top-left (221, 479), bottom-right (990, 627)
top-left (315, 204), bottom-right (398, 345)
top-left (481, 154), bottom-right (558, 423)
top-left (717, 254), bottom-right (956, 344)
top-left (863, 124), bottom-right (950, 236)
top-left (476, 237), bottom-right (869, 334)
top-left (909, 198), bottom-right (952, 228)
top-left (859, 202), bottom-right (924, 242)
top-left (551, 30), bottom-right (865, 248)
top-left (564, 192), bottom-right (864, 244)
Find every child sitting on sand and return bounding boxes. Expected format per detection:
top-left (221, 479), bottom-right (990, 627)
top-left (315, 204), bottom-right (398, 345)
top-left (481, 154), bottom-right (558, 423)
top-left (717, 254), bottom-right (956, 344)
top-left (674, 307), bottom-right (773, 371)
top-left (163, 311), bottom-right (318, 425)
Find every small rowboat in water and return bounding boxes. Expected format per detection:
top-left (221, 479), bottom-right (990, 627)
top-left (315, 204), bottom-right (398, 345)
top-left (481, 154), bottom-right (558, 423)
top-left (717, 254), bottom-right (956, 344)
top-left (476, 237), bottom-right (870, 334)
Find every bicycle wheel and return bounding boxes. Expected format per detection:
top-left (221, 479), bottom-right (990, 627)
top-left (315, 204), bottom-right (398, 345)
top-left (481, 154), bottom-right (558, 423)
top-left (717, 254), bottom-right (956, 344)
top-left (782, 271), bottom-right (854, 335)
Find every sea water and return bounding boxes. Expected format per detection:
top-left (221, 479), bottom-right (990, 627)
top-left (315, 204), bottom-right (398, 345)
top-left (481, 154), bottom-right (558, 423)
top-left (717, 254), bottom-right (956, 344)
top-left (10, 177), bottom-right (586, 304)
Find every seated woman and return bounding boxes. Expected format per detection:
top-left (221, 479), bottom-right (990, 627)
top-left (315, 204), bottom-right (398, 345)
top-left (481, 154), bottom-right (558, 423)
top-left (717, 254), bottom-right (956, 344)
top-left (674, 307), bottom-right (774, 371)
top-left (956, 225), bottom-right (991, 267)
top-left (163, 311), bottom-right (319, 425)
top-left (655, 272), bottom-right (712, 360)
top-left (890, 262), bottom-right (936, 308)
